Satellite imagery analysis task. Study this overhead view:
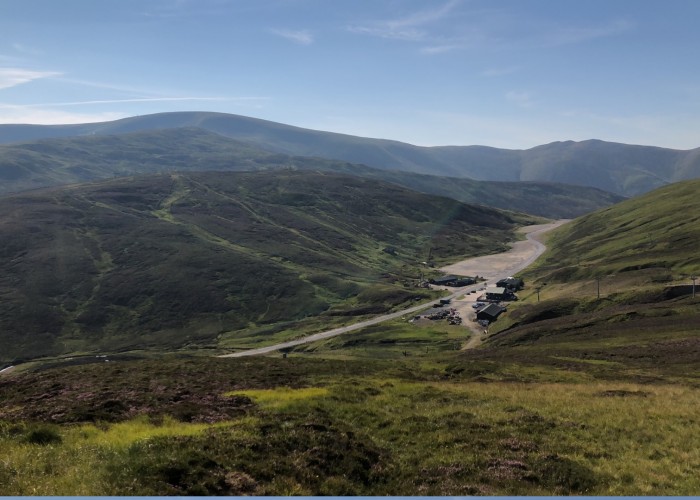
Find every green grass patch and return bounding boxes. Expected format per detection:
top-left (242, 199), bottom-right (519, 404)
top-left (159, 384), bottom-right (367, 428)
top-left (1, 354), bottom-right (699, 495)
top-left (550, 356), bottom-right (624, 367)
top-left (225, 387), bottom-right (329, 409)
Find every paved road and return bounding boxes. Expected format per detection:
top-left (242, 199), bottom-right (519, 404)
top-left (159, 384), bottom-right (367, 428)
top-left (219, 220), bottom-right (568, 358)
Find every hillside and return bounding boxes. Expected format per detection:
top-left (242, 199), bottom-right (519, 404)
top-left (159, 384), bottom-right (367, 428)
top-left (462, 180), bottom-right (700, 385)
top-left (0, 179), bottom-right (698, 496)
top-left (0, 127), bottom-right (623, 218)
top-left (0, 170), bottom-right (536, 365)
top-left (529, 178), bottom-right (700, 281)
top-left (1, 111), bottom-right (699, 196)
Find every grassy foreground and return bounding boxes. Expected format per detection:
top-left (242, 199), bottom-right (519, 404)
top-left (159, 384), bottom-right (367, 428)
top-left (0, 339), bottom-right (697, 495)
top-left (2, 180), bottom-right (699, 495)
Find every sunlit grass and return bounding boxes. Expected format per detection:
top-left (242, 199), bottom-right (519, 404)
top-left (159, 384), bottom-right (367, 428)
top-left (328, 378), bottom-right (700, 495)
top-left (225, 387), bottom-right (329, 409)
top-left (71, 415), bottom-right (218, 448)
top-left (1, 374), bottom-right (698, 495)
top-left (0, 416), bottom-right (237, 495)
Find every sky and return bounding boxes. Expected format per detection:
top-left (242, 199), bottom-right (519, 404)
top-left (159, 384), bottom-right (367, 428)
top-left (1, 0), bottom-right (700, 150)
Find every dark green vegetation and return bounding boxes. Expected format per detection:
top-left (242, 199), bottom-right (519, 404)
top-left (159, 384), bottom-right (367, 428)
top-left (483, 179), bottom-right (700, 372)
top-left (0, 344), bottom-right (697, 495)
top-left (0, 179), bottom-right (699, 495)
top-left (0, 127), bottom-right (274, 193)
top-left (0, 169), bottom-right (537, 365)
top-left (530, 178), bottom-right (700, 280)
top-left (2, 110), bottom-right (699, 196)
top-left (1, 123), bottom-right (698, 494)
top-left (475, 180), bottom-right (700, 389)
top-left (0, 126), bottom-right (622, 217)
top-left (329, 166), bottom-right (623, 219)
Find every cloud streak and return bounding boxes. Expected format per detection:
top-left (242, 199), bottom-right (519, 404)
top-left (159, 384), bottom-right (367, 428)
top-left (20, 96), bottom-right (267, 107)
top-left (348, 0), bottom-right (460, 42)
top-left (0, 103), bottom-right (126, 124)
top-left (506, 91), bottom-right (535, 109)
top-left (349, 1), bottom-right (632, 56)
top-left (11, 43), bottom-right (43, 57)
top-left (269, 28), bottom-right (314, 45)
top-left (0, 67), bottom-right (61, 90)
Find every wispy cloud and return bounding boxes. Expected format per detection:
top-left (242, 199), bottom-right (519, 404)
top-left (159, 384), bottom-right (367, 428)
top-left (0, 67), bottom-right (61, 90)
top-left (506, 90), bottom-right (535, 108)
top-left (11, 43), bottom-right (43, 57)
top-left (350, 1), bottom-right (632, 56)
top-left (269, 28), bottom-right (314, 45)
top-left (0, 92), bottom-right (271, 124)
top-left (53, 77), bottom-right (157, 96)
top-left (22, 96), bottom-right (264, 107)
top-left (549, 20), bottom-right (633, 47)
top-left (0, 103), bottom-right (126, 124)
top-left (348, 0), bottom-right (460, 42)
top-left (480, 66), bottom-right (519, 77)
top-left (419, 44), bottom-right (462, 55)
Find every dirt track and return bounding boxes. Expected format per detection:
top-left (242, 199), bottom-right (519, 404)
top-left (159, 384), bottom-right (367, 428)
top-left (440, 220), bottom-right (568, 279)
top-left (220, 220), bottom-right (569, 358)
top-left (438, 220), bottom-right (569, 346)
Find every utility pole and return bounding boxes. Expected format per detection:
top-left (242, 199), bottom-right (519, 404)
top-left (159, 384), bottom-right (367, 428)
top-left (596, 277), bottom-right (600, 300)
top-left (536, 282), bottom-right (547, 302)
top-left (692, 275), bottom-right (697, 299)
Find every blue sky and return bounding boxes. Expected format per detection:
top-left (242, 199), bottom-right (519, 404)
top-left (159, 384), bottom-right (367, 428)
top-left (1, 0), bottom-right (699, 149)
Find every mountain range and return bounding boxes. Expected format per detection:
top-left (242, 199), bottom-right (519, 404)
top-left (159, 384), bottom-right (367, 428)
top-left (0, 126), bottom-right (622, 218)
top-left (2, 115), bottom-right (699, 497)
top-left (0, 170), bottom-right (536, 365)
top-left (1, 111), bottom-right (699, 197)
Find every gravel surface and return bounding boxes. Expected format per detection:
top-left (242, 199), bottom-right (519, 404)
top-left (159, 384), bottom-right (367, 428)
top-left (220, 220), bottom-right (570, 358)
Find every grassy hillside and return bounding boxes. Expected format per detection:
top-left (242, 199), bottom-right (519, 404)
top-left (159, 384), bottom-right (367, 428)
top-left (346, 168), bottom-right (623, 219)
top-left (0, 127), bottom-right (622, 218)
top-left (0, 180), bottom-right (698, 495)
top-left (0, 127), bottom-right (278, 193)
top-left (1, 111), bottom-right (699, 196)
top-left (465, 180), bottom-right (700, 402)
top-left (0, 324), bottom-right (697, 495)
top-left (528, 178), bottom-right (700, 282)
top-left (0, 170), bottom-right (536, 365)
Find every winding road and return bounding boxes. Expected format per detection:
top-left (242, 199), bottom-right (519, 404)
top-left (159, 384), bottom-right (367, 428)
top-left (218, 220), bottom-right (568, 358)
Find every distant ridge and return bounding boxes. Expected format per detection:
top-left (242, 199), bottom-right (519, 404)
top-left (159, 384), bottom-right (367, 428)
top-left (530, 178), bottom-right (700, 280)
top-left (0, 169), bottom-right (537, 364)
top-left (0, 127), bottom-right (622, 218)
top-left (1, 111), bottom-right (699, 196)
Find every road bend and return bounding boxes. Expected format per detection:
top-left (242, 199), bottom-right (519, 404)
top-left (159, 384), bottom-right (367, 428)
top-left (218, 220), bottom-right (568, 358)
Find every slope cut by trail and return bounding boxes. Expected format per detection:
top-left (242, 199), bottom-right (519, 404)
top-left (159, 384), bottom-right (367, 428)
top-left (220, 220), bottom-right (567, 358)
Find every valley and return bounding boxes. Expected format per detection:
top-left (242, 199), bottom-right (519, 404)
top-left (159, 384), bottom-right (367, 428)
top-left (0, 169), bottom-right (539, 366)
top-left (0, 126), bottom-right (622, 218)
top-left (0, 121), bottom-right (697, 496)
top-left (221, 220), bottom-right (568, 357)
top-left (2, 112), bottom-right (700, 197)
top-left (3, 0), bottom-right (700, 493)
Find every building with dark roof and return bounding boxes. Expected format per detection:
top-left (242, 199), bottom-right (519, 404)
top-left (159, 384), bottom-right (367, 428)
top-left (430, 275), bottom-right (475, 287)
top-left (485, 286), bottom-right (518, 301)
top-left (496, 277), bottom-right (524, 291)
top-left (476, 303), bottom-right (506, 322)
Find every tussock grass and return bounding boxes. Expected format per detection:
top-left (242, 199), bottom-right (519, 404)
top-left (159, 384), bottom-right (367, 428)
top-left (225, 387), bottom-right (329, 409)
top-left (1, 358), bottom-right (698, 495)
top-left (0, 415), bottom-right (228, 495)
top-left (71, 415), bottom-right (218, 448)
